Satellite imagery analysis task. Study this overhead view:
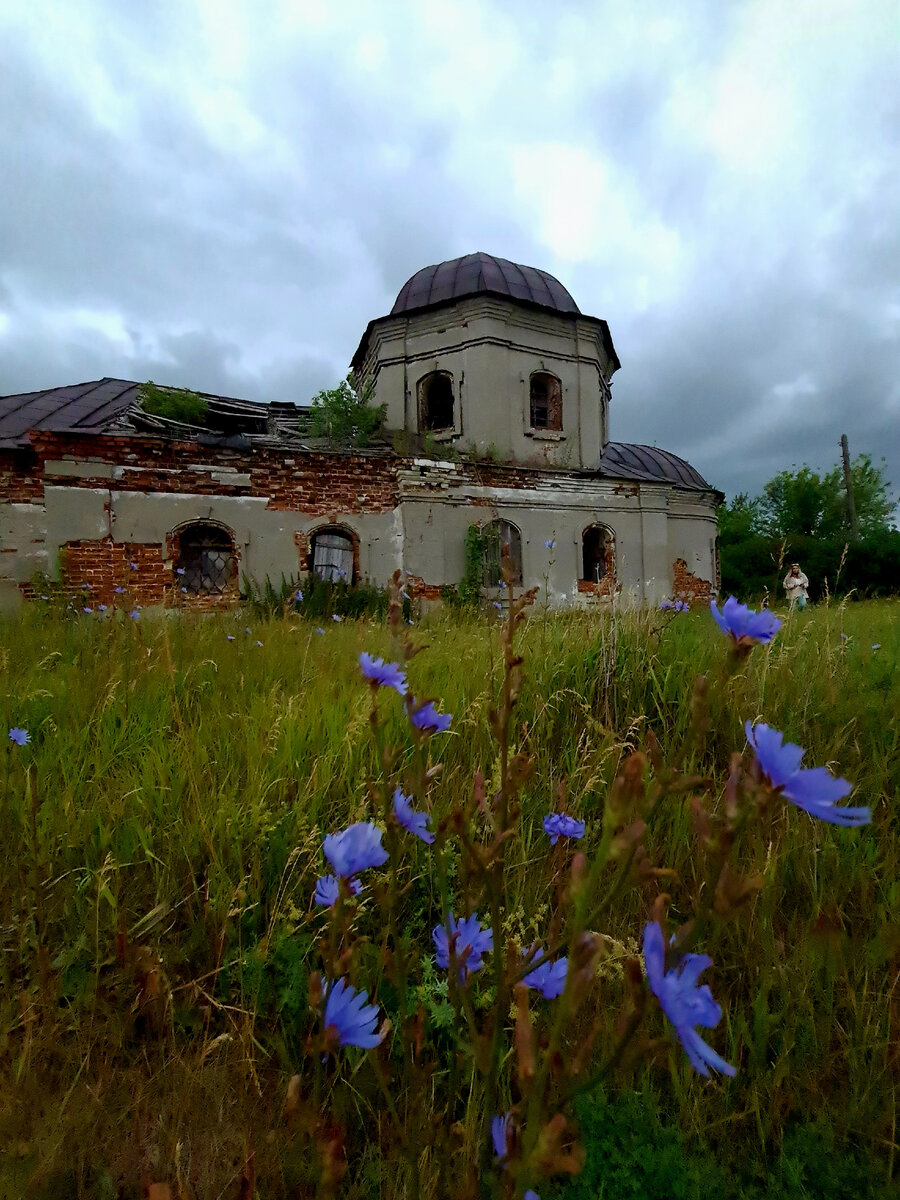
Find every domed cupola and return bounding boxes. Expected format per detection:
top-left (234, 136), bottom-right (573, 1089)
top-left (390, 252), bottom-right (580, 317)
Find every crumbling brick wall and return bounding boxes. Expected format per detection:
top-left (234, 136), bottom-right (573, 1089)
top-left (672, 557), bottom-right (711, 602)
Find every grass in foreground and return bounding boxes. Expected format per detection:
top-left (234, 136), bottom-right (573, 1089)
top-left (0, 598), bottom-right (897, 1197)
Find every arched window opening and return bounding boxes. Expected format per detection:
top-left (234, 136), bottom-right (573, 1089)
top-left (529, 372), bottom-right (562, 431)
top-left (311, 527), bottom-right (355, 584)
top-left (581, 525), bottom-right (615, 583)
top-left (482, 520), bottom-right (523, 588)
top-left (418, 371), bottom-right (455, 433)
top-left (177, 523), bottom-right (237, 594)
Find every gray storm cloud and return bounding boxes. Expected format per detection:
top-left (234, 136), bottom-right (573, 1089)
top-left (1, 0), bottom-right (896, 502)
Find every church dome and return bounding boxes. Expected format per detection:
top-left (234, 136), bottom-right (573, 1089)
top-left (390, 252), bottom-right (580, 317)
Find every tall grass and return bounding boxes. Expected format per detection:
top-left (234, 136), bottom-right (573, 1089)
top-left (0, 598), bottom-right (897, 1196)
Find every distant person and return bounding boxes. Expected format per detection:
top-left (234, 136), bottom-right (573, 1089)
top-left (783, 563), bottom-right (810, 610)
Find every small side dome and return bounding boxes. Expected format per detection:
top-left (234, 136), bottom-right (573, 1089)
top-left (391, 252), bottom-right (580, 317)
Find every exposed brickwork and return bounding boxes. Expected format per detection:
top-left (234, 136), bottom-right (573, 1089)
top-left (59, 538), bottom-right (169, 606)
top-left (672, 557), bottom-right (711, 602)
top-left (576, 575), bottom-right (618, 597)
top-left (0, 449), bottom-right (43, 502)
top-left (26, 432), bottom-right (401, 513)
top-left (404, 574), bottom-right (443, 601)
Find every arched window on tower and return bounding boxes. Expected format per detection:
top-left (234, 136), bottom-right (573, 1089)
top-left (482, 519), bottom-right (523, 588)
top-left (310, 526), bottom-right (356, 584)
top-left (417, 371), bottom-right (455, 433)
top-left (175, 522), bottom-right (237, 594)
top-left (529, 371), bottom-right (562, 431)
top-left (581, 525), bottom-right (615, 584)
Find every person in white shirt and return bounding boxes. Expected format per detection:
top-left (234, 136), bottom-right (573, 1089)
top-left (783, 563), bottom-right (810, 610)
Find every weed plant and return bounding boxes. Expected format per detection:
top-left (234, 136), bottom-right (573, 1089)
top-left (0, 590), bottom-right (897, 1197)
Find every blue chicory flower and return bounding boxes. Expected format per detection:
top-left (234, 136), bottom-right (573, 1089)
top-left (82, 606), bottom-right (92, 614)
top-left (522, 946), bottom-right (568, 999)
top-left (315, 627), bottom-right (325, 635)
top-left (296, 589), bottom-right (304, 602)
top-left (674, 600), bottom-right (690, 612)
top-left (129, 561), bottom-right (138, 570)
top-left (393, 788), bottom-right (435, 844)
top-left (544, 538), bottom-right (555, 550)
top-left (244, 627), bottom-right (252, 634)
top-left (410, 700), bottom-right (452, 734)
top-left (359, 652), bottom-right (408, 696)
top-left (176, 568), bottom-right (185, 576)
top-left (643, 921), bottom-right (736, 1078)
top-left (314, 874), bottom-right (362, 907)
top-left (226, 635), bottom-right (235, 641)
top-left (492, 601), bottom-right (502, 611)
top-left (129, 610), bottom-right (140, 620)
top-left (323, 977), bottom-right (383, 1049)
top-left (114, 586), bottom-right (125, 594)
top-left (525, 1192), bottom-right (540, 1200)
top-left (542, 813), bottom-right (586, 845)
top-left (491, 1112), bottom-right (512, 1160)
top-left (710, 596), bottom-right (782, 646)
top-left (256, 640), bottom-right (263, 647)
top-left (659, 600), bottom-right (674, 610)
top-left (8, 728), bottom-right (30, 746)
top-left (433, 912), bottom-right (493, 981)
top-left (332, 614), bottom-right (342, 622)
top-left (745, 721), bottom-right (869, 826)
top-left (872, 643), bottom-right (881, 650)
top-left (324, 822), bottom-right (389, 877)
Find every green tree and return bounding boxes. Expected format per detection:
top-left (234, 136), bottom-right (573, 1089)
top-left (308, 375), bottom-right (385, 448)
top-left (760, 455), bottom-right (895, 538)
top-left (716, 492), bottom-right (764, 539)
top-left (820, 454), bottom-right (895, 536)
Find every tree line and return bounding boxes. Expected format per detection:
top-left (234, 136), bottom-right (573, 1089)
top-left (717, 453), bottom-right (899, 601)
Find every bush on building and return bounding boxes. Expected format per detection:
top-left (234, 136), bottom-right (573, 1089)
top-left (138, 381), bottom-right (209, 426)
top-left (308, 375), bottom-right (385, 448)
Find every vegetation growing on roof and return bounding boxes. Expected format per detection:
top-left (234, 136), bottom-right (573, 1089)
top-left (138, 381), bottom-right (209, 426)
top-left (308, 374), bottom-right (385, 448)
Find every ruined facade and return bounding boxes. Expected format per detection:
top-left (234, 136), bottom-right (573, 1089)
top-left (0, 253), bottom-right (720, 612)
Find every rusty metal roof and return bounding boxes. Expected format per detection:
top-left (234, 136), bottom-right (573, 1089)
top-left (391, 252), bottom-right (580, 316)
top-left (599, 441), bottom-right (715, 491)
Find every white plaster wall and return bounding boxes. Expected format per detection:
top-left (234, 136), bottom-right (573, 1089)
top-left (363, 297), bottom-right (614, 470)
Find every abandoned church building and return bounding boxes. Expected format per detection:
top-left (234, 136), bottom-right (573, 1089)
top-left (0, 252), bottom-right (720, 612)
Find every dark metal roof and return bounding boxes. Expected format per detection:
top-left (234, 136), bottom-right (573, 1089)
top-left (391, 252), bottom-right (580, 316)
top-left (0, 378), bottom-right (138, 447)
top-left (599, 442), bottom-right (716, 492)
top-left (0, 378), bottom-right (301, 448)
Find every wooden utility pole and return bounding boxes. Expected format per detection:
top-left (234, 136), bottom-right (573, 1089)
top-left (840, 433), bottom-right (859, 538)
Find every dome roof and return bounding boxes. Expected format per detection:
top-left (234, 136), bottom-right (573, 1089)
top-left (390, 252), bottom-right (580, 317)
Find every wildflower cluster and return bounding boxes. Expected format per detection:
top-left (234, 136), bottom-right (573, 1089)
top-left (292, 576), bottom-right (869, 1196)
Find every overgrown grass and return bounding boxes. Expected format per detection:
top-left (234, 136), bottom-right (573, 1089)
top-left (0, 599), bottom-right (897, 1197)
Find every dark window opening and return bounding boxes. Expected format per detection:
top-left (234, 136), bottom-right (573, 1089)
top-left (177, 523), bottom-right (237, 594)
top-left (582, 526), bottom-right (614, 583)
top-left (530, 372), bottom-right (562, 431)
top-left (418, 371), bottom-right (455, 433)
top-left (311, 528), bottom-right (355, 584)
top-left (482, 520), bottom-right (523, 588)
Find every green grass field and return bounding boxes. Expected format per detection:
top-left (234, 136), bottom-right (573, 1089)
top-left (1, 598), bottom-right (897, 1198)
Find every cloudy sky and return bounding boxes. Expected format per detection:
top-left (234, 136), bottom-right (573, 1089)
top-left (1, 0), bottom-right (897, 500)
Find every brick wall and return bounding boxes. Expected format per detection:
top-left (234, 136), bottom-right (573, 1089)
top-left (26, 432), bottom-right (401, 513)
top-left (0, 449), bottom-right (43, 502)
top-left (59, 538), bottom-right (170, 606)
top-left (672, 557), bottom-right (711, 602)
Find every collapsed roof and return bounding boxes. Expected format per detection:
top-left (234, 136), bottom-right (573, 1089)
top-left (0, 377), bottom-right (717, 493)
